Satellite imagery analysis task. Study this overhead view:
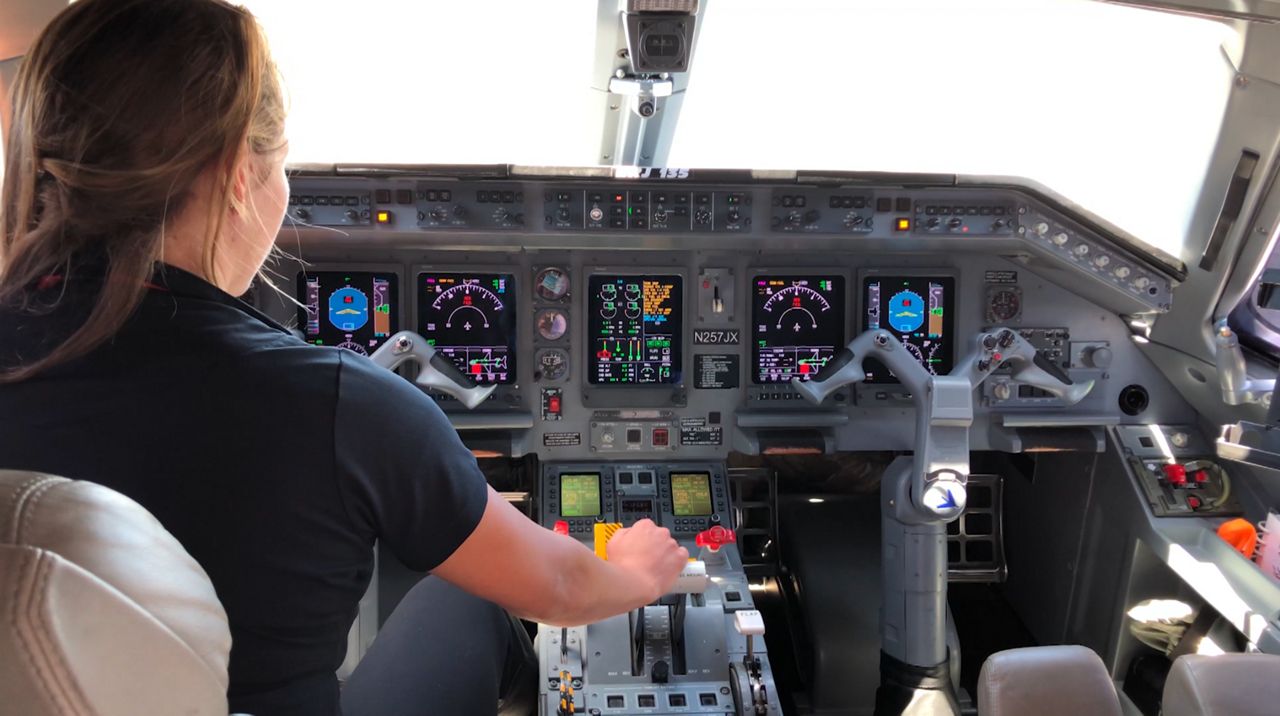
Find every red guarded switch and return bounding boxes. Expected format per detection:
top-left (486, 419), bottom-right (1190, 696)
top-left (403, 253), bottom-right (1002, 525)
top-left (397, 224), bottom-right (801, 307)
top-left (1162, 464), bottom-right (1188, 485)
top-left (549, 396), bottom-right (561, 414)
top-left (553, 520), bottom-right (570, 536)
top-left (652, 428), bottom-right (669, 447)
top-left (695, 525), bottom-right (737, 552)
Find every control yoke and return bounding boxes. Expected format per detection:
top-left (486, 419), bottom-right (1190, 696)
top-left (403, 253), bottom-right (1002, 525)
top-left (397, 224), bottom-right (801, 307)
top-left (793, 327), bottom-right (1093, 520)
top-left (369, 330), bottom-right (497, 410)
top-left (1212, 319), bottom-right (1275, 407)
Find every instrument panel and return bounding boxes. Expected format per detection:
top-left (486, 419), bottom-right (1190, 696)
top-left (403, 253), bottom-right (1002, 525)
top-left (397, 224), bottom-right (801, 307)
top-left (259, 169), bottom-right (1195, 460)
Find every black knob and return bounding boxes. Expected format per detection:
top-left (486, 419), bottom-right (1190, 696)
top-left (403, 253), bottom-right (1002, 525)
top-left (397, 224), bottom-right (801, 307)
top-left (927, 217), bottom-right (941, 229)
top-left (947, 217), bottom-right (963, 229)
top-left (982, 333), bottom-right (997, 350)
top-left (694, 208), bottom-right (712, 225)
top-left (785, 211), bottom-right (803, 226)
top-left (803, 209), bottom-right (821, 224)
top-left (556, 208), bottom-right (570, 221)
top-left (998, 330), bottom-right (1015, 348)
top-left (430, 208), bottom-right (448, 222)
top-left (452, 204), bottom-right (467, 219)
top-left (727, 209), bottom-right (741, 223)
top-left (651, 660), bottom-right (669, 684)
top-left (294, 208), bottom-right (309, 221)
top-left (345, 209), bottom-right (359, 221)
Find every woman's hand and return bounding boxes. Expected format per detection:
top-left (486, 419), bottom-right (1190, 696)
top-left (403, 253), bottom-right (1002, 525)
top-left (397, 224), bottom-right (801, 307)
top-left (605, 519), bottom-right (689, 603)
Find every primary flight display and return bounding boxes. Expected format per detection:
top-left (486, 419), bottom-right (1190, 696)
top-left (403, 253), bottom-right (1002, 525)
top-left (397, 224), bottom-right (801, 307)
top-left (298, 271), bottom-right (398, 356)
top-left (862, 275), bottom-right (956, 382)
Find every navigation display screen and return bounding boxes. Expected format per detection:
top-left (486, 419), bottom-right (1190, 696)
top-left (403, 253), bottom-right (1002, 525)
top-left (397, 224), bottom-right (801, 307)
top-left (560, 474), bottom-right (602, 518)
top-left (671, 473), bottom-right (713, 516)
top-left (298, 271), bottom-right (398, 356)
top-left (752, 275), bottom-right (845, 384)
top-left (588, 275), bottom-right (683, 385)
top-left (863, 275), bottom-right (955, 383)
top-left (418, 273), bottom-right (517, 384)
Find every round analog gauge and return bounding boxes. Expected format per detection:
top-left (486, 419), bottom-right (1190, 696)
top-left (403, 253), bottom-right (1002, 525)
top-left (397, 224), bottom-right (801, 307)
top-left (536, 308), bottom-right (569, 341)
top-left (987, 287), bottom-right (1022, 323)
top-left (534, 267), bottom-right (571, 301)
top-left (336, 340), bottom-right (369, 356)
top-left (538, 348), bottom-right (569, 381)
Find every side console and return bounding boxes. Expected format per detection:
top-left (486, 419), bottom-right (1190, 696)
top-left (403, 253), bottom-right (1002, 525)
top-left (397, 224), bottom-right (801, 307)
top-left (536, 462), bottom-right (779, 715)
top-left (1114, 425), bottom-right (1240, 516)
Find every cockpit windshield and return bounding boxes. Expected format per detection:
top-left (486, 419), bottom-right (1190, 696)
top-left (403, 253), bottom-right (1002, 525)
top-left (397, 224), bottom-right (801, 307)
top-left (246, 0), bottom-right (1237, 259)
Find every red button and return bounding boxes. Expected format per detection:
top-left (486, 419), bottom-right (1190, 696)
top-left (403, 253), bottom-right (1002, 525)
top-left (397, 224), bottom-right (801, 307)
top-left (1187, 495), bottom-right (1202, 510)
top-left (553, 520), bottom-right (570, 536)
top-left (548, 397), bottom-right (561, 414)
top-left (1194, 470), bottom-right (1208, 484)
top-left (1162, 464), bottom-right (1187, 485)
top-left (652, 428), bottom-right (669, 447)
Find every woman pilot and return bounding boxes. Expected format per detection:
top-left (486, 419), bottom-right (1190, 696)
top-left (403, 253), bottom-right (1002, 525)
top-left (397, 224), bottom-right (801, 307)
top-left (0, 1), bottom-right (689, 714)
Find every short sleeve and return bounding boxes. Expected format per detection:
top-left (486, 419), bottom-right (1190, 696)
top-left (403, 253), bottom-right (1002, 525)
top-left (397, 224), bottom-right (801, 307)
top-left (332, 350), bottom-right (488, 572)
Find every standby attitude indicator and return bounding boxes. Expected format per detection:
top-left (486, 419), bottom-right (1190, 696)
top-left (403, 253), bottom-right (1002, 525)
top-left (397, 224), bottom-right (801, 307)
top-left (752, 276), bottom-right (845, 383)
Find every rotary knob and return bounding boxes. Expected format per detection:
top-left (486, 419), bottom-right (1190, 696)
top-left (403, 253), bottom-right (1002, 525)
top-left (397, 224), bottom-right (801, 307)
top-left (993, 382), bottom-right (1012, 401)
top-left (1083, 346), bottom-right (1113, 369)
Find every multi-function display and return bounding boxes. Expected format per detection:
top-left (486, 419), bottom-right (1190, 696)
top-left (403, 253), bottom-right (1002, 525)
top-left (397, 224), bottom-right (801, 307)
top-left (587, 275), bottom-right (683, 385)
top-left (417, 273), bottom-right (517, 384)
top-left (751, 275), bottom-right (845, 384)
top-left (670, 472), bottom-right (713, 516)
top-left (863, 275), bottom-right (955, 383)
top-left (298, 271), bottom-right (398, 356)
top-left (560, 474), bottom-right (602, 518)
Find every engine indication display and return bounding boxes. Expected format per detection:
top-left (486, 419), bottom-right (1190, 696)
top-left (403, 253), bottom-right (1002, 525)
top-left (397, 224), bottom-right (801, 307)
top-left (588, 275), bottom-right (683, 385)
top-left (863, 275), bottom-right (955, 383)
top-left (752, 275), bottom-right (845, 383)
top-left (298, 271), bottom-right (398, 356)
top-left (418, 273), bottom-right (517, 384)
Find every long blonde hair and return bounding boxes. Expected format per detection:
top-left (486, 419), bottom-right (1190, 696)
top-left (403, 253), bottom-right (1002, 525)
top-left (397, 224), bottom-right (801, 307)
top-left (0, 0), bottom-right (286, 382)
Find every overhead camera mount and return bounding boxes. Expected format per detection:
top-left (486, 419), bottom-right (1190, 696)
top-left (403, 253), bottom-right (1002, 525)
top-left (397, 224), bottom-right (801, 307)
top-left (592, 0), bottom-right (703, 167)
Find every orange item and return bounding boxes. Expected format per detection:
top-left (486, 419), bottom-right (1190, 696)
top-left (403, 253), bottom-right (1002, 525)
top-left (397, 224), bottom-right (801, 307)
top-left (1217, 518), bottom-right (1258, 559)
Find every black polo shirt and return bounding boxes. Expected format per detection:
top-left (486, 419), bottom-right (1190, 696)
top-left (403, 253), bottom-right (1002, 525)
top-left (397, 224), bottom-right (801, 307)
top-left (0, 264), bottom-right (488, 715)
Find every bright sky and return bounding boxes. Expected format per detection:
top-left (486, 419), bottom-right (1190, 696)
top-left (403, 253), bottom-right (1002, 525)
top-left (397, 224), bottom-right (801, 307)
top-left (244, 0), bottom-right (1235, 258)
